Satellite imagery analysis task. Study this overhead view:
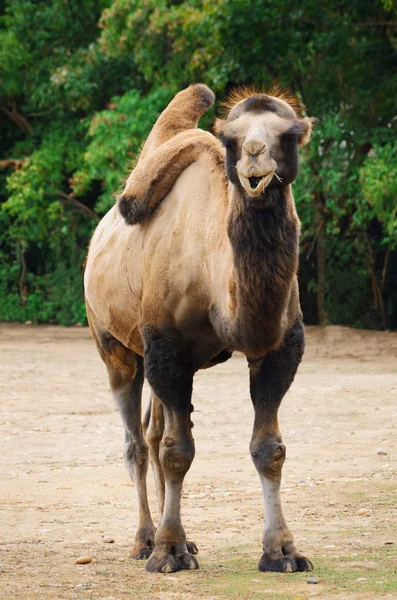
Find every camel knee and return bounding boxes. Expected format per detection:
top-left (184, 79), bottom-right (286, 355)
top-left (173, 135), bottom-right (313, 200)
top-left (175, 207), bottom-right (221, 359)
top-left (250, 438), bottom-right (286, 478)
top-left (160, 437), bottom-right (194, 481)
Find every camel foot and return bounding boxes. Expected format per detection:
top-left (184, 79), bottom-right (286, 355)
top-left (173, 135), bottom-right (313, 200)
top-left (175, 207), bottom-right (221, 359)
top-left (186, 541), bottom-right (198, 555)
top-left (130, 526), bottom-right (156, 560)
top-left (259, 552), bottom-right (313, 573)
top-left (146, 551), bottom-right (179, 573)
top-left (130, 540), bottom-right (154, 560)
top-left (177, 552), bottom-right (199, 570)
top-left (146, 549), bottom-right (199, 573)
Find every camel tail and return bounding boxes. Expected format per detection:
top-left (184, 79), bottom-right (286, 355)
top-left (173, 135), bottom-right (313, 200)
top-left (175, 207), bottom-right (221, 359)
top-left (137, 84), bottom-right (215, 165)
top-left (118, 129), bottom-right (224, 226)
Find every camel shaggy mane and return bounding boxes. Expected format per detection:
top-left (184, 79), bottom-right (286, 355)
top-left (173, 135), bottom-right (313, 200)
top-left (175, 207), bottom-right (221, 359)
top-left (220, 84), bottom-right (304, 117)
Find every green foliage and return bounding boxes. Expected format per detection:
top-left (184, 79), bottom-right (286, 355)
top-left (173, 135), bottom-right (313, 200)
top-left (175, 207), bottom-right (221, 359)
top-left (4, 123), bottom-right (85, 242)
top-left (0, 0), bottom-right (396, 328)
top-left (0, 261), bottom-right (86, 325)
top-left (360, 142), bottom-right (397, 244)
top-left (73, 87), bottom-right (173, 213)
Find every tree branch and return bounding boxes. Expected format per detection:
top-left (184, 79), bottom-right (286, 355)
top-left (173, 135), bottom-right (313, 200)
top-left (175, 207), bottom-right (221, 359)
top-left (19, 245), bottom-right (27, 306)
top-left (381, 245), bottom-right (390, 290)
top-left (49, 190), bottom-right (101, 222)
top-left (0, 158), bottom-right (29, 170)
top-left (0, 99), bottom-right (33, 134)
top-left (365, 234), bottom-right (387, 329)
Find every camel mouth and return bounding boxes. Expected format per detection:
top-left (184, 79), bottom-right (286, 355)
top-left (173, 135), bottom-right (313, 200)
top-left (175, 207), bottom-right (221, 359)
top-left (238, 168), bottom-right (276, 197)
top-left (248, 176), bottom-right (262, 190)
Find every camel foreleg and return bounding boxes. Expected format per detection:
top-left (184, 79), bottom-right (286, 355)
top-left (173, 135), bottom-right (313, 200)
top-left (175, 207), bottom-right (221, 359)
top-left (248, 319), bottom-right (313, 573)
top-left (142, 327), bottom-right (198, 573)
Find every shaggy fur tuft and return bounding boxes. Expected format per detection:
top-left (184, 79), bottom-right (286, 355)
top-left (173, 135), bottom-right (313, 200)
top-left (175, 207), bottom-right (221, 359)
top-left (220, 84), bottom-right (304, 118)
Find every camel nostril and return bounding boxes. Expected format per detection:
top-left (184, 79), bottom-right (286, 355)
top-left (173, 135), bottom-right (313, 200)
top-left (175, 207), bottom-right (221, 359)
top-left (249, 176), bottom-right (262, 189)
top-left (243, 141), bottom-right (266, 156)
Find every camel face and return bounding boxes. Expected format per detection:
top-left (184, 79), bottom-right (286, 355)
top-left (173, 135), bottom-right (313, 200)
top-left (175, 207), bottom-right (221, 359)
top-left (216, 94), bottom-right (313, 197)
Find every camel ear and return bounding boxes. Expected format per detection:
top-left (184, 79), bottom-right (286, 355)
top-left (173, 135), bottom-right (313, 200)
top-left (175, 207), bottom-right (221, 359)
top-left (299, 117), bottom-right (317, 146)
top-left (214, 118), bottom-right (233, 148)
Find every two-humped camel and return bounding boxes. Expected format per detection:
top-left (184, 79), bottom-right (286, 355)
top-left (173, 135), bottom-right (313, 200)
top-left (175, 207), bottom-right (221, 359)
top-left (84, 84), bottom-right (315, 574)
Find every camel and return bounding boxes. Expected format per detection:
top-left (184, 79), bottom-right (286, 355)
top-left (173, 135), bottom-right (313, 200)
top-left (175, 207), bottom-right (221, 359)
top-left (84, 83), bottom-right (315, 574)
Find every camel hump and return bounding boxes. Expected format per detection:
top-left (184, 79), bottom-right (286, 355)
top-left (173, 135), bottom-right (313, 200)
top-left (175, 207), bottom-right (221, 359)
top-left (137, 84), bottom-right (215, 164)
top-left (185, 83), bottom-right (216, 113)
top-left (118, 129), bottom-right (224, 226)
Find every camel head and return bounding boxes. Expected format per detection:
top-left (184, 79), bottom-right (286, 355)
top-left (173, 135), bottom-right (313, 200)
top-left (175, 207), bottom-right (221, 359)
top-left (215, 88), bottom-right (315, 197)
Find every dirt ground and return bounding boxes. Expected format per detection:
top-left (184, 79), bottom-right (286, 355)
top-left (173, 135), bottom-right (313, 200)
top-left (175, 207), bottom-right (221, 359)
top-left (0, 324), bottom-right (396, 600)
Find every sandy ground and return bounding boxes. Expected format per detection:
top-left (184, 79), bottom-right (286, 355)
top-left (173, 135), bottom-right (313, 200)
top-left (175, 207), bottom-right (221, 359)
top-left (0, 324), bottom-right (396, 600)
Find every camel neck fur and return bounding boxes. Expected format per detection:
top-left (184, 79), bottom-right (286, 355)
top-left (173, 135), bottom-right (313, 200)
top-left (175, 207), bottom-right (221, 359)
top-left (221, 184), bottom-right (300, 357)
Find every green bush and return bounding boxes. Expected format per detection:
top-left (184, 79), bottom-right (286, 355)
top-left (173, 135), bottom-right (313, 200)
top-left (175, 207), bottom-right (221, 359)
top-left (1, 0), bottom-right (396, 327)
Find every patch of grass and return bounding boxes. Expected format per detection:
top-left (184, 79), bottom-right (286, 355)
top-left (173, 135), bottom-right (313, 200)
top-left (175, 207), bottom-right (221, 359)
top-left (119, 544), bottom-right (397, 599)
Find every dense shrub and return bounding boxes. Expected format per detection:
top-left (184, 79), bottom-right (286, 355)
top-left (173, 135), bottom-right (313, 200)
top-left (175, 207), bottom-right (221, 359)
top-left (1, 0), bottom-right (396, 327)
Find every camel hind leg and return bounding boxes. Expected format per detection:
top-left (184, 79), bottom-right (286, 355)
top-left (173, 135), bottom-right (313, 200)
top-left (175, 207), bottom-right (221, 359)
top-left (86, 304), bottom-right (155, 559)
top-left (144, 392), bottom-right (199, 556)
top-left (143, 393), bottom-right (165, 517)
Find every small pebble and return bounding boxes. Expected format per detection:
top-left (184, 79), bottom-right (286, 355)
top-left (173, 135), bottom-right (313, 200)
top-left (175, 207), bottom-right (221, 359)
top-left (356, 577), bottom-right (367, 582)
top-left (358, 508), bottom-right (369, 516)
top-left (307, 577), bottom-right (318, 584)
top-left (75, 556), bottom-right (93, 565)
top-left (377, 448), bottom-right (388, 455)
top-left (102, 538), bottom-right (115, 544)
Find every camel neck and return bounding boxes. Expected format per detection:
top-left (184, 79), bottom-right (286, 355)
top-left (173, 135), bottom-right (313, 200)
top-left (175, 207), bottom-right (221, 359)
top-left (225, 185), bottom-right (299, 356)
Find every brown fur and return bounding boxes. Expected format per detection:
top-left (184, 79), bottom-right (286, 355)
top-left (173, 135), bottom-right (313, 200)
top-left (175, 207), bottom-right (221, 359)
top-left (118, 130), bottom-right (225, 225)
top-left (137, 84), bottom-right (215, 165)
